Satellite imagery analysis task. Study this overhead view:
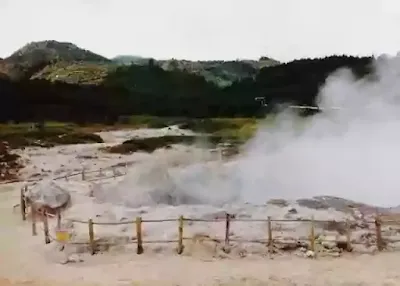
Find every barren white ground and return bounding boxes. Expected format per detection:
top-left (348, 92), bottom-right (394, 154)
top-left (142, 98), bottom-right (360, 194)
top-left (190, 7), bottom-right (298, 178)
top-left (1, 127), bottom-right (400, 286)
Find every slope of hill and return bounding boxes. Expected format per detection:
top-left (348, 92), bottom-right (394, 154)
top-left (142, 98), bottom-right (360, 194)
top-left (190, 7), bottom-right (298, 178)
top-left (0, 40), bottom-right (110, 80)
top-left (112, 55), bottom-right (150, 66)
top-left (112, 55), bottom-right (280, 86)
top-left (0, 40), bottom-right (374, 123)
top-left (30, 61), bottom-right (116, 85)
top-left (1, 40), bottom-right (279, 86)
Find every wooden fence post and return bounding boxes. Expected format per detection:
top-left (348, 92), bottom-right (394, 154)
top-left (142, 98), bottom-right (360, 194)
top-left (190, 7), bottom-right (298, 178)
top-left (57, 211), bottom-right (62, 229)
top-left (136, 217), bottom-right (143, 254)
top-left (88, 219), bottom-right (95, 255)
top-left (31, 204), bottom-right (37, 236)
top-left (345, 219), bottom-right (352, 252)
top-left (267, 216), bottom-right (273, 253)
top-left (20, 187), bottom-right (26, 221)
top-left (375, 215), bottom-right (383, 251)
top-left (43, 211), bottom-right (50, 244)
top-left (81, 169), bottom-right (86, 181)
top-left (309, 216), bottom-right (315, 253)
top-left (177, 215), bottom-right (184, 254)
top-left (112, 167), bottom-right (116, 179)
top-left (224, 213), bottom-right (231, 252)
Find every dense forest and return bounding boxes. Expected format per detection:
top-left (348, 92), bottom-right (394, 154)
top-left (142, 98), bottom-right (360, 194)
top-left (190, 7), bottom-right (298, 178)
top-left (0, 41), bottom-right (374, 123)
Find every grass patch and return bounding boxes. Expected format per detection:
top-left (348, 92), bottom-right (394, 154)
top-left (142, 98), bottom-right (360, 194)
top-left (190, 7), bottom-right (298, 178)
top-left (0, 116), bottom-right (267, 149)
top-left (0, 122), bottom-right (103, 148)
top-left (31, 61), bottom-right (113, 85)
top-left (118, 115), bottom-right (186, 128)
top-left (120, 116), bottom-right (261, 139)
top-left (103, 135), bottom-right (241, 154)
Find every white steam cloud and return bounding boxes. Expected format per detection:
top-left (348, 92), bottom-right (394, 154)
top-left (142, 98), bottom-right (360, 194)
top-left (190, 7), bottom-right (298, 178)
top-left (99, 54), bottom-right (400, 208)
top-left (236, 54), bottom-right (400, 207)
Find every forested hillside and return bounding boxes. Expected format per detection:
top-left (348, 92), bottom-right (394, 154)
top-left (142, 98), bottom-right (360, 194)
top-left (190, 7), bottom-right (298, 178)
top-left (112, 55), bottom-right (280, 86)
top-left (0, 41), bottom-right (374, 123)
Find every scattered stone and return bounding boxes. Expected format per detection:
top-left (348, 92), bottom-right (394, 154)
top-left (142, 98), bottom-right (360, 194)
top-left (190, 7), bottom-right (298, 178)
top-left (321, 220), bottom-right (347, 234)
top-left (297, 198), bottom-right (330, 210)
top-left (0, 141), bottom-right (23, 182)
top-left (321, 241), bottom-right (337, 250)
top-left (305, 250), bottom-right (315, 258)
top-left (299, 247), bottom-right (307, 253)
top-left (267, 199), bottom-right (289, 207)
top-left (237, 213), bottom-right (251, 219)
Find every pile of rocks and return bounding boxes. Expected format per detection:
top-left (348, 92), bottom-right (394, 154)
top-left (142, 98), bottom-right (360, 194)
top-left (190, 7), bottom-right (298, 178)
top-left (0, 141), bottom-right (23, 182)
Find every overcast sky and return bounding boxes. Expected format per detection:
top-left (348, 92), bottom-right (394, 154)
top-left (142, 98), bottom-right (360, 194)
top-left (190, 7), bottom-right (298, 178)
top-left (1, 0), bottom-right (399, 62)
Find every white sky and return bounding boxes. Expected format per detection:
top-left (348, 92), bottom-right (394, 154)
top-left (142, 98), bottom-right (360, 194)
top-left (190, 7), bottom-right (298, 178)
top-left (1, 0), bottom-right (400, 62)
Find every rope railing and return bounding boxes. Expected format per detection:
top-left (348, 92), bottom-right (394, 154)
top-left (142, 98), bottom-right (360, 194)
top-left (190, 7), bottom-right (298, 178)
top-left (17, 164), bottom-right (129, 224)
top-left (68, 217), bottom-right (376, 224)
top-left (16, 163), bottom-right (399, 257)
top-left (26, 209), bottom-right (395, 257)
top-left (20, 162), bottom-right (129, 186)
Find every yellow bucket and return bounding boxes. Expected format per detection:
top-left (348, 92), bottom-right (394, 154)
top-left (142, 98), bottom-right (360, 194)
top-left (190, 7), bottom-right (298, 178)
top-left (56, 229), bottom-right (71, 243)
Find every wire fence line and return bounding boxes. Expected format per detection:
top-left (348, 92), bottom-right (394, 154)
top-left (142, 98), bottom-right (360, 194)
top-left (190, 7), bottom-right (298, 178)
top-left (18, 162), bottom-right (130, 188)
top-left (69, 217), bottom-right (376, 225)
top-left (16, 162), bottom-right (400, 257)
top-left (19, 163), bottom-right (129, 206)
top-left (27, 208), bottom-right (394, 257)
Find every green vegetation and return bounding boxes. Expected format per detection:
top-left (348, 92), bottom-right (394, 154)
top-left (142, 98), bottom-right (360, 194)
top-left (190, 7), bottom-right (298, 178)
top-left (0, 116), bottom-right (260, 150)
top-left (0, 122), bottom-right (103, 148)
top-left (0, 40), bottom-right (109, 80)
top-left (100, 116), bottom-right (263, 155)
top-left (103, 135), bottom-right (241, 154)
top-left (179, 117), bottom-right (258, 138)
top-left (112, 55), bottom-right (280, 86)
top-left (31, 61), bottom-right (115, 85)
top-left (0, 40), bottom-right (374, 125)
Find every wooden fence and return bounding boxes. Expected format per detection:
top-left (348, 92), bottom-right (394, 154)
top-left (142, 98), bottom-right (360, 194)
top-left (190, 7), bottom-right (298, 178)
top-left (27, 209), bottom-right (391, 256)
top-left (17, 164), bottom-right (398, 257)
top-left (19, 164), bottom-right (128, 219)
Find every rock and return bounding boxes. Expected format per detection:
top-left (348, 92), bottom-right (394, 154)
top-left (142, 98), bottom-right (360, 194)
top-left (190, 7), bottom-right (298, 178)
top-left (305, 250), bottom-right (315, 258)
top-left (201, 211), bottom-right (235, 220)
top-left (287, 207), bottom-right (298, 214)
top-left (322, 251), bottom-right (341, 258)
top-left (323, 220), bottom-right (347, 234)
top-left (237, 213), bottom-right (251, 219)
top-left (299, 247), bottom-right (307, 253)
top-left (267, 199), bottom-right (289, 207)
top-left (297, 198), bottom-right (330, 210)
top-left (321, 241), bottom-right (337, 249)
top-left (0, 141), bottom-right (23, 181)
top-left (25, 180), bottom-right (71, 209)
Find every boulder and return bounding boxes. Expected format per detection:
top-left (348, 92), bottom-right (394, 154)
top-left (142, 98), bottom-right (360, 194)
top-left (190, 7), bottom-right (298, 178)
top-left (25, 179), bottom-right (71, 210)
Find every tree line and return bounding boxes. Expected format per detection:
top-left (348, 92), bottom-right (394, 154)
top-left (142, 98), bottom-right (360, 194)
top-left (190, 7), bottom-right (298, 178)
top-left (0, 55), bottom-right (373, 123)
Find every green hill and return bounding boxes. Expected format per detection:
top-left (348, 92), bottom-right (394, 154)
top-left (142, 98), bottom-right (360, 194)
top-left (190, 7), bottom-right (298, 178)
top-left (112, 55), bottom-right (151, 66)
top-left (0, 40), bottom-right (279, 86)
top-left (0, 40), bottom-right (110, 80)
top-left (112, 55), bottom-right (280, 86)
top-left (30, 61), bottom-right (116, 85)
top-left (0, 40), bottom-right (374, 125)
